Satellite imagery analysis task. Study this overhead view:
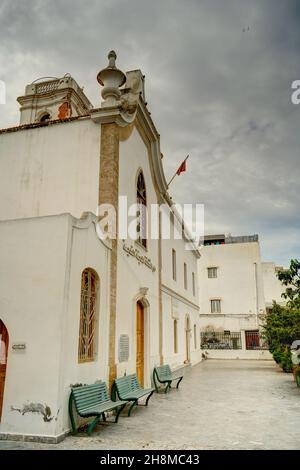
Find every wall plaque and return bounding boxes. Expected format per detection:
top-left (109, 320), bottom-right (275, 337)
top-left (12, 342), bottom-right (26, 351)
top-left (118, 334), bottom-right (129, 363)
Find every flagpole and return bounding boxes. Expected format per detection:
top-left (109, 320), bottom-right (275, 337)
top-left (167, 155), bottom-right (189, 188)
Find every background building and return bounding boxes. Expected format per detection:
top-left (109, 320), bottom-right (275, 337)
top-left (262, 262), bottom-right (287, 310)
top-left (198, 234), bottom-right (285, 359)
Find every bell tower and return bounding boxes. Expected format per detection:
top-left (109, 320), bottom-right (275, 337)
top-left (17, 75), bottom-right (93, 125)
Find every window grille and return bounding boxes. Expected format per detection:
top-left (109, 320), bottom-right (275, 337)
top-left (78, 268), bottom-right (99, 362)
top-left (201, 331), bottom-right (242, 350)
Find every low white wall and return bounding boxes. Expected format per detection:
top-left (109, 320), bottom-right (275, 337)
top-left (203, 349), bottom-right (273, 360)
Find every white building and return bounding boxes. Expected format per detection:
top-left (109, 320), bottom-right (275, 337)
top-left (262, 262), bottom-right (286, 310)
top-left (198, 234), bottom-right (285, 360)
top-left (0, 51), bottom-right (201, 442)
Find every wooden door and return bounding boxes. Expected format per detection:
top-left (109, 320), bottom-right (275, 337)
top-left (136, 302), bottom-right (144, 386)
top-left (245, 330), bottom-right (260, 350)
top-left (0, 321), bottom-right (9, 421)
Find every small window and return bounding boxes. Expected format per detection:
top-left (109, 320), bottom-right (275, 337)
top-left (40, 112), bottom-right (51, 122)
top-left (194, 324), bottom-right (197, 349)
top-left (208, 267), bottom-right (218, 278)
top-left (184, 263), bottom-right (188, 290)
top-left (192, 272), bottom-right (196, 296)
top-left (78, 268), bottom-right (99, 362)
top-left (172, 249), bottom-right (177, 281)
top-left (211, 299), bottom-right (221, 313)
top-left (173, 319), bottom-right (178, 353)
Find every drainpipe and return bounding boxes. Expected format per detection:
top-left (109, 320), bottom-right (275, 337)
top-left (254, 262), bottom-right (259, 328)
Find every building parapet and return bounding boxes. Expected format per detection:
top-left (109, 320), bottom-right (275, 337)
top-left (203, 233), bottom-right (258, 246)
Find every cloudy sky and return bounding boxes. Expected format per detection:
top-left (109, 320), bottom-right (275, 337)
top-left (0, 0), bottom-right (299, 266)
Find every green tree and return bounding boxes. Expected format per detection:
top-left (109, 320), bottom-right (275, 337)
top-left (277, 259), bottom-right (300, 308)
top-left (261, 259), bottom-right (300, 372)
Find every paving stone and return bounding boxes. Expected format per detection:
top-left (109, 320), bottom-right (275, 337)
top-left (1, 360), bottom-right (300, 450)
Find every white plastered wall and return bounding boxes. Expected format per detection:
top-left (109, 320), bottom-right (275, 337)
top-left (0, 213), bottom-right (111, 438)
top-left (262, 262), bottom-right (286, 307)
top-left (0, 215), bottom-right (69, 437)
top-left (0, 119), bottom-right (100, 221)
top-left (117, 126), bottom-right (160, 387)
top-left (55, 213), bottom-right (111, 437)
top-left (161, 213), bottom-right (202, 368)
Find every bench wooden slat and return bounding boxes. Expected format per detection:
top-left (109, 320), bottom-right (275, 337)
top-left (69, 381), bottom-right (127, 435)
top-left (78, 399), bottom-right (125, 417)
top-left (112, 373), bottom-right (155, 416)
top-left (153, 364), bottom-right (184, 393)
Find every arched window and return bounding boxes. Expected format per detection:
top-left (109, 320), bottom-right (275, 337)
top-left (0, 320), bottom-right (9, 421)
top-left (40, 112), bottom-right (51, 122)
top-left (78, 268), bottom-right (99, 363)
top-left (136, 171), bottom-right (147, 248)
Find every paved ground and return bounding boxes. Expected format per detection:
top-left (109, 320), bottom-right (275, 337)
top-left (1, 360), bottom-right (300, 450)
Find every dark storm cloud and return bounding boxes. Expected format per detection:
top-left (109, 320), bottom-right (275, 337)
top-left (0, 0), bottom-right (299, 265)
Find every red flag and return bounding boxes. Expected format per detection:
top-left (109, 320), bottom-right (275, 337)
top-left (176, 159), bottom-right (186, 175)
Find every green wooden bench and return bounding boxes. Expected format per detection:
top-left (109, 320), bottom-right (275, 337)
top-left (112, 374), bottom-right (155, 416)
top-left (153, 364), bottom-right (183, 393)
top-left (68, 382), bottom-right (127, 435)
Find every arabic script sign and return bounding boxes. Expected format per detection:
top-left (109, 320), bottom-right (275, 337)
top-left (123, 243), bottom-right (156, 272)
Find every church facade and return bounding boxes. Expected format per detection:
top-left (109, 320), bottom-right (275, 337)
top-left (0, 52), bottom-right (201, 441)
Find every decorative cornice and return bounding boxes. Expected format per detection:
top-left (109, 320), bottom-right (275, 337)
top-left (135, 98), bottom-right (168, 195)
top-left (70, 212), bottom-right (112, 251)
top-left (17, 83), bottom-right (92, 111)
top-left (0, 114), bottom-right (90, 134)
top-left (90, 105), bottom-right (136, 127)
top-left (199, 313), bottom-right (260, 318)
top-left (161, 283), bottom-right (199, 310)
top-left (18, 88), bottom-right (91, 114)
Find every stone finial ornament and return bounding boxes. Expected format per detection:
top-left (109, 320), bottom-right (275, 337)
top-left (107, 50), bottom-right (117, 68)
top-left (92, 51), bottom-right (143, 126)
top-left (97, 50), bottom-right (126, 107)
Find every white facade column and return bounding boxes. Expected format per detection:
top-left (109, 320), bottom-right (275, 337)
top-left (241, 329), bottom-right (246, 351)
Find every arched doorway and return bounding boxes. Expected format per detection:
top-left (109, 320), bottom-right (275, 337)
top-left (136, 301), bottom-right (144, 386)
top-left (0, 320), bottom-right (9, 421)
top-left (185, 315), bottom-right (191, 363)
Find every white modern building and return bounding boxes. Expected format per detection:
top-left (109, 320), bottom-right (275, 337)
top-left (198, 234), bottom-right (285, 359)
top-left (262, 262), bottom-right (286, 310)
top-left (0, 52), bottom-right (201, 442)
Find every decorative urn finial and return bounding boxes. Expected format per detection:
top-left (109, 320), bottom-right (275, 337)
top-left (97, 50), bottom-right (126, 107)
